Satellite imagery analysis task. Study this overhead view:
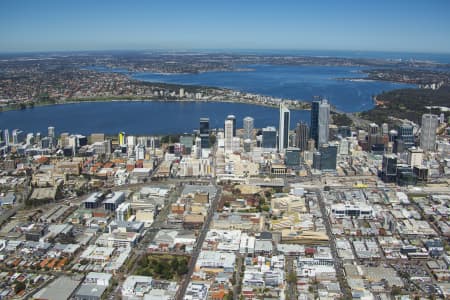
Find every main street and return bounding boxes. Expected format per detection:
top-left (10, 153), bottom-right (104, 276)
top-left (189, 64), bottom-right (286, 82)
top-left (309, 187), bottom-right (352, 299)
top-left (176, 183), bottom-right (222, 300)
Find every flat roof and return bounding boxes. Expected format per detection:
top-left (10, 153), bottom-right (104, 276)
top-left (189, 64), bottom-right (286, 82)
top-left (33, 275), bottom-right (81, 300)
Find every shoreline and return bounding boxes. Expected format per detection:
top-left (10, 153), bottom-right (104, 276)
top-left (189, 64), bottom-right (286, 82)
top-left (0, 97), bottom-right (312, 113)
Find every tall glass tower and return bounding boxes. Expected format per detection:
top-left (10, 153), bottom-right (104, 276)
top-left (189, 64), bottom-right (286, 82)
top-left (278, 102), bottom-right (290, 151)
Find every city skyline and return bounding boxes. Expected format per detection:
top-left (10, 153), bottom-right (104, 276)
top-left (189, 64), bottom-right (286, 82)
top-left (1, 0), bottom-right (450, 53)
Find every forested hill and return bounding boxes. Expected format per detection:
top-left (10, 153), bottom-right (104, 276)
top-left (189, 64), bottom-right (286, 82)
top-left (360, 86), bottom-right (450, 125)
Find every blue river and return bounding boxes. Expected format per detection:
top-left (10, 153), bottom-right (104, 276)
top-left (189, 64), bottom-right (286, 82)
top-left (0, 63), bottom-right (418, 135)
top-left (0, 101), bottom-right (311, 135)
top-left (133, 64), bottom-right (416, 113)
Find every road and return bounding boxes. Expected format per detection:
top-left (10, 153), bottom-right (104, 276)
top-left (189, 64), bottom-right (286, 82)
top-left (311, 187), bottom-right (352, 299)
top-left (233, 255), bottom-right (243, 300)
top-left (176, 183), bottom-right (222, 300)
top-left (285, 256), bottom-right (298, 300)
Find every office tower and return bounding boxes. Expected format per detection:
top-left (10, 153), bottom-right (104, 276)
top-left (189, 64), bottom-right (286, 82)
top-left (243, 139), bottom-right (252, 152)
top-left (26, 133), bottom-right (34, 145)
top-left (295, 122), bottom-right (309, 151)
top-left (408, 147), bottom-right (423, 167)
top-left (388, 130), bottom-right (398, 143)
top-left (381, 154), bottom-right (397, 182)
top-left (397, 124), bottom-right (414, 149)
top-left (311, 99), bottom-right (330, 147)
top-left (179, 88), bottom-right (185, 98)
top-left (127, 136), bottom-right (137, 147)
top-left (310, 101), bottom-right (320, 146)
top-left (262, 126), bottom-right (277, 149)
top-left (285, 147), bottom-right (301, 166)
top-left (35, 132), bottom-right (41, 144)
top-left (91, 133), bottom-right (105, 144)
top-left (3, 129), bottom-right (9, 145)
top-left (227, 115), bottom-right (236, 137)
top-left (339, 139), bottom-right (349, 155)
top-left (338, 126), bottom-right (351, 138)
top-left (199, 117), bottom-right (210, 149)
top-left (318, 100), bottom-right (330, 146)
top-left (420, 114), bottom-right (439, 151)
top-left (40, 137), bottom-right (50, 149)
top-left (368, 123), bottom-right (379, 145)
top-left (312, 152), bottom-right (321, 170)
top-left (224, 119), bottom-right (233, 153)
top-left (307, 139), bottom-right (315, 151)
top-left (180, 134), bottom-right (194, 155)
top-left (318, 143), bottom-right (337, 171)
top-left (243, 116), bottom-right (254, 140)
top-left (119, 132), bottom-right (126, 145)
top-left (0, 129), bottom-right (2, 143)
top-left (278, 102), bottom-right (290, 151)
top-left (135, 144), bottom-right (145, 160)
top-left (12, 129), bottom-right (24, 144)
top-left (60, 133), bottom-right (70, 148)
top-left (195, 137), bottom-right (202, 158)
top-left (381, 123), bottom-right (389, 136)
top-left (48, 126), bottom-right (55, 138)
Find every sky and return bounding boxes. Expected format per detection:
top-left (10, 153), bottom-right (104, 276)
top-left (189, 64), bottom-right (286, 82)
top-left (1, 0), bottom-right (450, 53)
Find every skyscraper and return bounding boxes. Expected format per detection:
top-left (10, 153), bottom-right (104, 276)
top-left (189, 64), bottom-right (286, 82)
top-left (243, 116), bottom-right (254, 140)
top-left (295, 122), bottom-right (309, 151)
top-left (368, 123), bottom-right (381, 150)
top-left (310, 99), bottom-right (330, 147)
top-left (381, 154), bottom-right (397, 183)
top-left (262, 126), bottom-right (277, 149)
top-left (278, 102), bottom-right (290, 151)
top-left (318, 143), bottom-right (337, 171)
top-left (318, 99), bottom-right (330, 146)
top-left (224, 119), bottom-right (233, 153)
top-left (12, 129), bottom-right (24, 144)
top-left (48, 126), bottom-right (55, 138)
top-left (199, 117), bottom-right (210, 149)
top-left (3, 129), bottom-right (9, 146)
top-left (226, 115), bottom-right (236, 137)
top-left (420, 113), bottom-right (438, 151)
top-left (310, 100), bottom-right (320, 146)
top-left (397, 123), bottom-right (414, 150)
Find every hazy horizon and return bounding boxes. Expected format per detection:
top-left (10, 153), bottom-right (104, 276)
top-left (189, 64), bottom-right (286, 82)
top-left (1, 0), bottom-right (450, 53)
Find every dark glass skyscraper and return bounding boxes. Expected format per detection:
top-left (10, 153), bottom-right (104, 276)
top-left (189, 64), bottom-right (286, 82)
top-left (310, 99), bottom-right (330, 148)
top-left (278, 103), bottom-right (290, 151)
top-left (310, 100), bottom-right (320, 147)
top-left (397, 123), bottom-right (414, 149)
top-left (262, 126), bottom-right (277, 149)
top-left (199, 117), bottom-right (210, 149)
top-left (295, 122), bottom-right (309, 151)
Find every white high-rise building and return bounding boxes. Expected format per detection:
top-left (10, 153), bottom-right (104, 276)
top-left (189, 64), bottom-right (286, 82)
top-left (278, 103), bottom-right (290, 151)
top-left (195, 136), bottom-right (202, 159)
top-left (420, 114), bottom-right (439, 151)
top-left (4, 129), bottom-right (9, 146)
top-left (318, 99), bottom-right (330, 146)
top-left (48, 126), bottom-right (55, 138)
top-left (224, 119), bottom-right (234, 153)
top-left (408, 147), bottom-right (423, 167)
top-left (243, 116), bottom-right (254, 140)
top-left (135, 144), bottom-right (145, 160)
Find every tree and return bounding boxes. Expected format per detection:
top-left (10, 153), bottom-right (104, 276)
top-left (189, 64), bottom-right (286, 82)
top-left (14, 281), bottom-right (26, 294)
top-left (287, 271), bottom-right (297, 284)
top-left (170, 257), bottom-right (179, 270)
top-left (177, 259), bottom-right (189, 275)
